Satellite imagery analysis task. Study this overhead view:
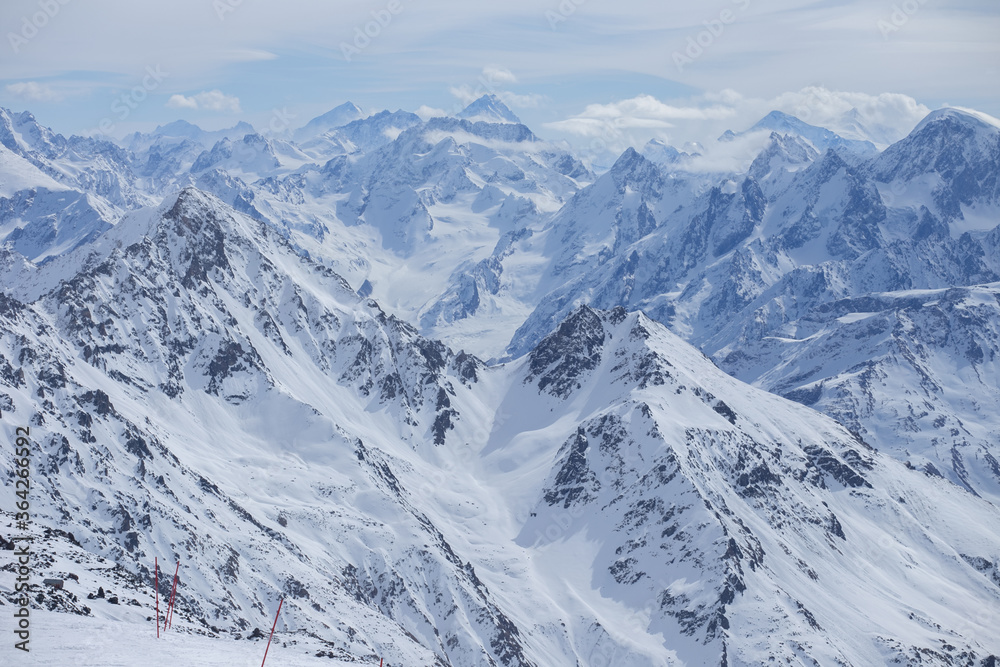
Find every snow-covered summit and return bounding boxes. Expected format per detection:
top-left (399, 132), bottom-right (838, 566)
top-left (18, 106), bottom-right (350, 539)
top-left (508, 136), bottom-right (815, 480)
top-left (457, 94), bottom-right (522, 124)
top-left (736, 110), bottom-right (877, 155)
top-left (912, 106), bottom-right (1000, 134)
top-left (292, 102), bottom-right (365, 143)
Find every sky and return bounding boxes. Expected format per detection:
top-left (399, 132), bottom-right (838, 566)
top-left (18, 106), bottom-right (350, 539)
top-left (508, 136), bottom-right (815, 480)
top-left (1, 0), bottom-right (998, 154)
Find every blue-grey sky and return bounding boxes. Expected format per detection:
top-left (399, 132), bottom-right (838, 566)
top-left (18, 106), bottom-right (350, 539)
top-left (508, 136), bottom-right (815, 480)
top-left (1, 0), bottom-right (997, 149)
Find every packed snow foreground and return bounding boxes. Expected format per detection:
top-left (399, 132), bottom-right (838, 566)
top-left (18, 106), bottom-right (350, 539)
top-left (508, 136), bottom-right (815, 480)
top-left (1, 97), bottom-right (1000, 665)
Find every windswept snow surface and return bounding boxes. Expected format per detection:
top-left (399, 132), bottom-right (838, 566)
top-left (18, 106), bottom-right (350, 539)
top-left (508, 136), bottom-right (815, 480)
top-left (25, 611), bottom-right (358, 666)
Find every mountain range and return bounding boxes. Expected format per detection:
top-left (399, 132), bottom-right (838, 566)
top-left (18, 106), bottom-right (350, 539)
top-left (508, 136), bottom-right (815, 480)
top-left (2, 94), bottom-right (999, 666)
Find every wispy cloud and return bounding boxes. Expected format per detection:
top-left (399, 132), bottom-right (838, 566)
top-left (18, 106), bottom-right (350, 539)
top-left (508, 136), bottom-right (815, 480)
top-left (550, 94), bottom-right (737, 127)
top-left (5, 81), bottom-right (62, 103)
top-left (482, 65), bottom-right (517, 86)
top-left (447, 66), bottom-right (543, 111)
top-left (547, 87), bottom-right (931, 150)
top-left (414, 105), bottom-right (449, 120)
top-left (166, 90), bottom-right (242, 113)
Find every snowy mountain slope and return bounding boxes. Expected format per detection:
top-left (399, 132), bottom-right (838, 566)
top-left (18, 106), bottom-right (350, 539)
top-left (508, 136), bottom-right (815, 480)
top-left (715, 283), bottom-right (1000, 500)
top-left (505, 145), bottom-right (761, 357)
top-left (188, 132), bottom-right (314, 182)
top-left (500, 107), bottom-right (1000, 503)
top-left (122, 121), bottom-right (256, 193)
top-left (0, 186), bottom-right (117, 262)
top-left (0, 108), bottom-right (160, 265)
top-left (5, 102), bottom-right (1000, 502)
top-left (292, 102), bottom-right (365, 144)
top-left (0, 188), bottom-right (541, 666)
top-left (502, 306), bottom-right (1000, 665)
top-left (3, 202), bottom-right (1000, 667)
top-left (0, 137), bottom-right (122, 263)
top-left (0, 140), bottom-right (69, 197)
top-left (727, 110), bottom-right (878, 156)
top-left (232, 112), bottom-right (592, 357)
top-left (2, 101), bottom-right (1000, 664)
top-left (1, 108), bottom-right (152, 211)
top-left (334, 110), bottom-right (424, 155)
top-left (640, 139), bottom-right (702, 170)
top-left (869, 107), bottom-right (1000, 229)
top-left (13, 608), bottom-right (364, 667)
top-left (0, 104), bottom-right (586, 358)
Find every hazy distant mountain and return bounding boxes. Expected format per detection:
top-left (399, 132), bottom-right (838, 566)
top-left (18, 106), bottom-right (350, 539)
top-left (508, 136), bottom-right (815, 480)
top-left (292, 102), bottom-right (365, 143)
top-left (722, 110), bottom-right (878, 155)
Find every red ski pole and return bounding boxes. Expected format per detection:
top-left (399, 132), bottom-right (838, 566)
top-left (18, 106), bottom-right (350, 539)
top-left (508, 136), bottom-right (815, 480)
top-left (260, 598), bottom-right (283, 667)
top-left (155, 558), bottom-right (160, 638)
top-left (165, 562), bottom-right (180, 630)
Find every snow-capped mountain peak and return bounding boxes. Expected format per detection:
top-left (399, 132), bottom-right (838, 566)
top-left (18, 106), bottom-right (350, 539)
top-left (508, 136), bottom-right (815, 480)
top-left (292, 102), bottom-right (366, 143)
top-left (457, 94), bottom-right (522, 124)
top-left (736, 109), bottom-right (878, 155)
top-left (912, 106), bottom-right (1000, 134)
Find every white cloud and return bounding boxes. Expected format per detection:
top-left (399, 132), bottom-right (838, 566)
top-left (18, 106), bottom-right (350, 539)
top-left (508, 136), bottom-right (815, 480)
top-left (543, 86), bottom-right (937, 170)
top-left (765, 87), bottom-right (930, 145)
top-left (562, 95), bottom-right (739, 123)
top-left (482, 65), bottom-right (517, 86)
top-left (547, 87), bottom-right (932, 153)
top-left (166, 90), bottom-right (242, 113)
top-left (682, 132), bottom-right (772, 174)
top-left (5, 82), bottom-right (62, 103)
top-left (499, 91), bottom-right (544, 109)
top-left (544, 94), bottom-right (740, 155)
top-left (166, 94), bottom-right (199, 110)
top-left (446, 65), bottom-right (542, 113)
top-left (448, 85), bottom-right (481, 107)
top-left (414, 105), bottom-right (449, 120)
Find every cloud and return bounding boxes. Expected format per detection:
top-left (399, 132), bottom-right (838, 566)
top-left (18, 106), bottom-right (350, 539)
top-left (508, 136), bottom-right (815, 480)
top-left (765, 87), bottom-right (930, 145)
top-left (499, 91), bottom-right (544, 109)
top-left (547, 87), bottom-right (932, 151)
top-left (446, 65), bottom-right (543, 112)
top-left (544, 94), bottom-right (740, 155)
top-left (482, 65), bottom-right (517, 86)
top-left (414, 105), bottom-right (449, 120)
top-left (682, 132), bottom-right (772, 174)
top-left (1, 1), bottom-right (991, 141)
top-left (5, 82), bottom-right (62, 103)
top-left (563, 95), bottom-right (739, 123)
top-left (166, 90), bottom-right (242, 113)
top-left (448, 85), bottom-right (482, 107)
top-left (166, 95), bottom-right (198, 110)
top-left (542, 86), bottom-right (937, 170)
